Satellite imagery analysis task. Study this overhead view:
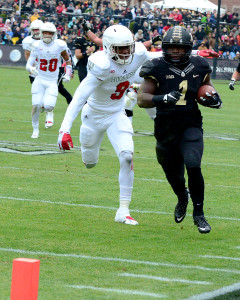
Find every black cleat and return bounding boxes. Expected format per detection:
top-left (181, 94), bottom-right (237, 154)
top-left (193, 215), bottom-right (211, 234)
top-left (174, 189), bottom-right (190, 223)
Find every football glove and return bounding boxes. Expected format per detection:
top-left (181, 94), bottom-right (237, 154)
top-left (27, 66), bottom-right (38, 76)
top-left (58, 131), bottom-right (73, 150)
top-left (198, 49), bottom-right (219, 58)
top-left (124, 90), bottom-right (137, 111)
top-left (229, 79), bottom-right (235, 90)
top-left (152, 91), bottom-right (182, 107)
top-left (199, 91), bottom-right (222, 109)
top-left (82, 19), bottom-right (91, 34)
top-left (62, 65), bottom-right (72, 82)
top-left (151, 35), bottom-right (162, 44)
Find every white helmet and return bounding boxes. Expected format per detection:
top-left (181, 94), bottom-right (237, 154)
top-left (102, 25), bottom-right (135, 65)
top-left (30, 19), bottom-right (43, 39)
top-left (40, 22), bottom-right (57, 44)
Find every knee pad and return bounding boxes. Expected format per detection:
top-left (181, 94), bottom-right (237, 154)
top-left (119, 151), bottom-right (133, 166)
top-left (80, 125), bottom-right (97, 147)
top-left (84, 162), bottom-right (96, 169)
top-left (32, 104), bottom-right (41, 113)
top-left (44, 105), bottom-right (54, 112)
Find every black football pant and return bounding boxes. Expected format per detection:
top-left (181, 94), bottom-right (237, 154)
top-left (156, 127), bottom-right (205, 216)
top-left (77, 68), bottom-right (87, 82)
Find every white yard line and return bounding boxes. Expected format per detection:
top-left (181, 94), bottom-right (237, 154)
top-left (66, 285), bottom-right (165, 298)
top-left (199, 255), bottom-right (240, 261)
top-left (1, 195), bottom-right (240, 222)
top-left (0, 248), bottom-right (240, 274)
top-left (184, 282), bottom-right (240, 300)
top-left (118, 273), bottom-right (212, 285)
top-left (1, 166), bottom-right (240, 189)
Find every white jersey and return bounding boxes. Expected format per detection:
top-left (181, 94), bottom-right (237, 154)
top-left (60, 42), bottom-right (154, 132)
top-left (22, 35), bottom-right (36, 51)
top-left (27, 39), bottom-right (68, 81)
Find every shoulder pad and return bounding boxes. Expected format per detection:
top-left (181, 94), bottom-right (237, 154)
top-left (31, 40), bottom-right (41, 51)
top-left (87, 51), bottom-right (110, 79)
top-left (192, 56), bottom-right (212, 73)
top-left (56, 39), bottom-right (68, 51)
top-left (134, 42), bottom-right (148, 59)
top-left (22, 36), bottom-right (34, 50)
top-left (139, 59), bottom-right (158, 78)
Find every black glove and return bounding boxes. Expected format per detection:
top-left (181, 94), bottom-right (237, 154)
top-left (152, 91), bottom-right (181, 107)
top-left (199, 91), bottom-right (222, 109)
top-left (151, 35), bottom-right (162, 44)
top-left (82, 19), bottom-right (90, 34)
top-left (229, 79), bottom-right (235, 90)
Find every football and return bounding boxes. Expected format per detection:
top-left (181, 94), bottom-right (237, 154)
top-left (197, 85), bottom-right (216, 103)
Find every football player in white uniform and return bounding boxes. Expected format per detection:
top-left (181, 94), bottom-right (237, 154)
top-left (23, 19), bottom-right (55, 130)
top-left (26, 22), bottom-right (72, 138)
top-left (58, 25), bottom-right (162, 226)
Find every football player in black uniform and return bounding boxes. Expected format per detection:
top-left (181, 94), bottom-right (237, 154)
top-left (137, 26), bottom-right (222, 234)
top-left (74, 32), bottom-right (98, 82)
top-left (229, 59), bottom-right (240, 90)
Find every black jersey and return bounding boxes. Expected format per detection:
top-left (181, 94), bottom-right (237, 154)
top-left (140, 56), bottom-right (211, 144)
top-left (237, 60), bottom-right (240, 73)
top-left (74, 36), bottom-right (98, 68)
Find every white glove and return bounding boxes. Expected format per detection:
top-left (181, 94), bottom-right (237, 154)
top-left (124, 91), bottom-right (137, 111)
top-left (62, 74), bottom-right (71, 82)
top-left (28, 66), bottom-right (38, 76)
top-left (62, 65), bottom-right (72, 82)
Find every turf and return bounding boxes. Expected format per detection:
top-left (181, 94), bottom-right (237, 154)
top-left (0, 67), bottom-right (240, 300)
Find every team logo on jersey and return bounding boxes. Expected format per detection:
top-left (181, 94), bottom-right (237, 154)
top-left (123, 70), bottom-right (127, 74)
top-left (166, 75), bottom-right (174, 79)
top-left (88, 60), bottom-right (94, 71)
top-left (110, 70), bottom-right (115, 73)
top-left (181, 72), bottom-right (186, 77)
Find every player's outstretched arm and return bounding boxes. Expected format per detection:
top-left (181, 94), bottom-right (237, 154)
top-left (192, 49), bottom-right (219, 58)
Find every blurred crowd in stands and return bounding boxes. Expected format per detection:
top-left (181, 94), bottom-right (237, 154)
top-left (0, 0), bottom-right (240, 59)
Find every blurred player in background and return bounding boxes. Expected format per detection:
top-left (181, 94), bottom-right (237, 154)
top-left (26, 22), bottom-right (72, 138)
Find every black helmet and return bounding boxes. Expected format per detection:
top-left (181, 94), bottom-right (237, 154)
top-left (162, 26), bottom-right (193, 65)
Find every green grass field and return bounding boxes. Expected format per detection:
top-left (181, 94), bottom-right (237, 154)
top-left (0, 67), bottom-right (240, 300)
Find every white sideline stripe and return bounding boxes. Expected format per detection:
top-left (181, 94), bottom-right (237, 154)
top-left (118, 273), bottom-right (212, 285)
top-left (0, 248), bottom-right (240, 274)
top-left (184, 282), bottom-right (240, 300)
top-left (199, 255), bottom-right (240, 261)
top-left (1, 196), bottom-right (240, 222)
top-left (1, 166), bottom-right (240, 189)
top-left (0, 148), bottom-right (60, 155)
top-left (66, 285), bottom-right (165, 298)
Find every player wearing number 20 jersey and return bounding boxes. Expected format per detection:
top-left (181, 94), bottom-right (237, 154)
top-left (58, 25), bottom-right (156, 226)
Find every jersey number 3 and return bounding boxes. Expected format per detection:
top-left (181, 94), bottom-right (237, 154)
top-left (111, 81), bottom-right (130, 100)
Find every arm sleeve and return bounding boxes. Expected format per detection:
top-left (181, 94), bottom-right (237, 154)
top-left (59, 73), bottom-right (101, 133)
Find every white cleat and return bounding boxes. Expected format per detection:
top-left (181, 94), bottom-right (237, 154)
top-left (115, 210), bottom-right (138, 225)
top-left (31, 129), bottom-right (39, 139)
top-left (45, 111), bottom-right (54, 128)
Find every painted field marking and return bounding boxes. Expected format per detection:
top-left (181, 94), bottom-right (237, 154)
top-left (1, 195), bottom-right (240, 222)
top-left (118, 273), bottom-right (212, 285)
top-left (184, 282), bottom-right (240, 300)
top-left (0, 248), bottom-right (240, 274)
top-left (199, 255), bottom-right (240, 261)
top-left (66, 284), bottom-right (165, 298)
